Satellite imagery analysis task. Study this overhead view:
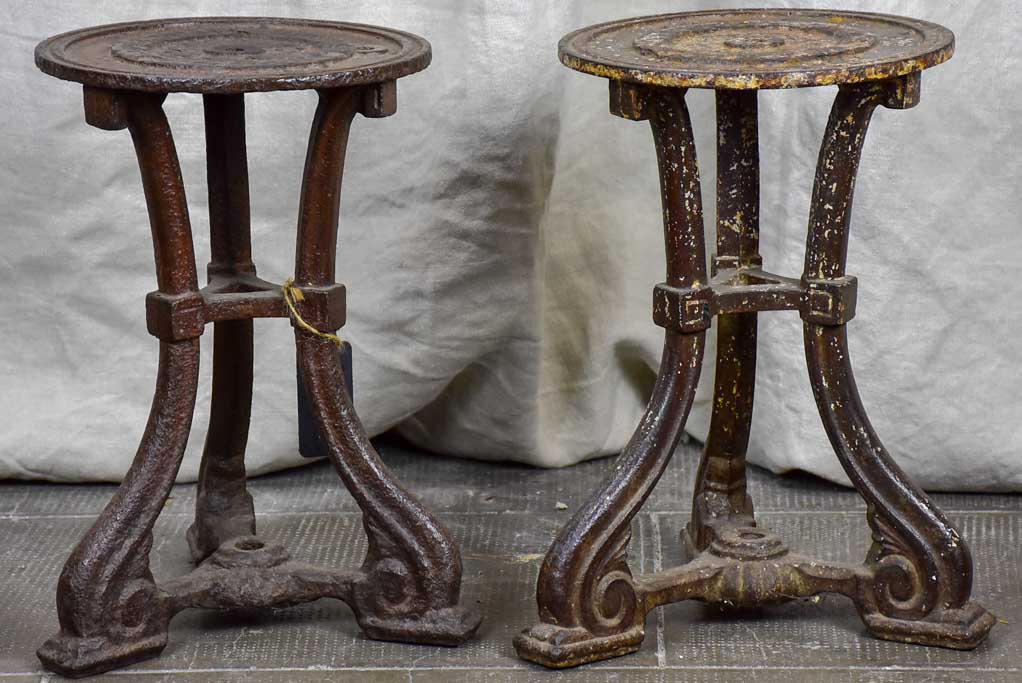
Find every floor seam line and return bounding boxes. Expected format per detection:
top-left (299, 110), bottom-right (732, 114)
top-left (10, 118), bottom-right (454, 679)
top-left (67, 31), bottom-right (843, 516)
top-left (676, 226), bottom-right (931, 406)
top-left (1, 508), bottom-right (1018, 521)
top-left (651, 511), bottom-right (667, 668)
top-left (77, 664), bottom-right (1022, 674)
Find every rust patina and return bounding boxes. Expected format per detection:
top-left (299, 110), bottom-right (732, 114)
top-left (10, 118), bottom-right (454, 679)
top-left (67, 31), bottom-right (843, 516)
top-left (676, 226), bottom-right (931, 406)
top-left (516, 9), bottom-right (993, 669)
top-left (558, 9), bottom-right (953, 90)
top-left (35, 18), bottom-right (478, 678)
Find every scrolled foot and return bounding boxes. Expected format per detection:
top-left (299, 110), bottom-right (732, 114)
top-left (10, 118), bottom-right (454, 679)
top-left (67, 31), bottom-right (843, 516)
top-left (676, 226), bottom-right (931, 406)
top-left (513, 622), bottom-right (645, 668)
top-left (349, 550), bottom-right (480, 646)
top-left (38, 341), bottom-right (196, 678)
top-left (343, 532), bottom-right (481, 647)
top-left (863, 601), bottom-right (996, 650)
top-left (37, 631), bottom-right (168, 679)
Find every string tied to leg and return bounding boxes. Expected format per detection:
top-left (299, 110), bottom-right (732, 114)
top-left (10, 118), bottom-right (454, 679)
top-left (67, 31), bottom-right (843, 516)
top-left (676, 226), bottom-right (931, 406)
top-left (282, 277), bottom-right (343, 347)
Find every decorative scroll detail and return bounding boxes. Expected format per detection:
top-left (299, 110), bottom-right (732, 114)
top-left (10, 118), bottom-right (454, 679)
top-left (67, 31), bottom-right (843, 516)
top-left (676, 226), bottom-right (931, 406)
top-left (516, 86), bottom-right (707, 667)
top-left (292, 87), bottom-right (478, 643)
top-left (584, 527), bottom-right (638, 632)
top-left (39, 341), bottom-right (200, 675)
top-left (520, 69), bottom-right (992, 669)
top-left (296, 332), bottom-right (476, 642)
top-left (40, 85), bottom-right (479, 678)
top-left (38, 94), bottom-right (202, 678)
top-left (803, 81), bottom-right (975, 623)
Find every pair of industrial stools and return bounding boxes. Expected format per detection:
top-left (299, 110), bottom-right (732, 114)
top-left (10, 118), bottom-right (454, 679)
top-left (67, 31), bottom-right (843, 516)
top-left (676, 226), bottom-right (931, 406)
top-left (33, 9), bottom-right (994, 678)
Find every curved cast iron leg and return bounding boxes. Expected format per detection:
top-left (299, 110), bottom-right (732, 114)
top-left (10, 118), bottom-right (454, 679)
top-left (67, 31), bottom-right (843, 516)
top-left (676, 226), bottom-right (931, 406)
top-left (803, 79), bottom-right (994, 648)
top-left (687, 89), bottom-right (760, 553)
top-left (292, 87), bottom-right (479, 644)
top-left (187, 94), bottom-right (256, 561)
top-left (516, 85), bottom-right (707, 668)
top-left (296, 335), bottom-right (479, 642)
top-left (38, 90), bottom-right (202, 677)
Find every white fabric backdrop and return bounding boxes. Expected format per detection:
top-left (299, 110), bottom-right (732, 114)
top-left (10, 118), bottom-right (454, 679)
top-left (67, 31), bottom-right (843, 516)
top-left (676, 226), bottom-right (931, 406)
top-left (1, 1), bottom-right (1019, 490)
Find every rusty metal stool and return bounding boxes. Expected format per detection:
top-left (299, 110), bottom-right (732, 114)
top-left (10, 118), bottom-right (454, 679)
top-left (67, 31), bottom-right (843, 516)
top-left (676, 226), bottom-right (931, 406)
top-left (34, 18), bottom-right (479, 677)
top-left (516, 9), bottom-right (995, 668)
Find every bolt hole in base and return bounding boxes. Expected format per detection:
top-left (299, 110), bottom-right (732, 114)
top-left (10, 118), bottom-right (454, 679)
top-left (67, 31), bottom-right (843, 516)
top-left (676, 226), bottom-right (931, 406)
top-left (208, 536), bottom-right (290, 570)
top-left (235, 538), bottom-right (265, 551)
top-left (709, 526), bottom-right (790, 561)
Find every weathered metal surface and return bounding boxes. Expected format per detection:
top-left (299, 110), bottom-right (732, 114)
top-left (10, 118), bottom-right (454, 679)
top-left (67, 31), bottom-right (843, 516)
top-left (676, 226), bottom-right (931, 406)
top-left (2, 460), bottom-right (1021, 679)
top-left (187, 93), bottom-right (256, 562)
top-left (34, 20), bottom-right (475, 679)
top-left (518, 11), bottom-right (991, 669)
top-left (35, 18), bottom-right (431, 94)
top-left (687, 90), bottom-right (760, 554)
top-left (517, 84), bottom-right (710, 668)
top-left (559, 9), bottom-right (953, 90)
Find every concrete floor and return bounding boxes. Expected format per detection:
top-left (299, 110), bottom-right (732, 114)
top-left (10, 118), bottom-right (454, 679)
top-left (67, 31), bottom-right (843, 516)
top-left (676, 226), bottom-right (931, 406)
top-left (0, 437), bottom-right (1018, 682)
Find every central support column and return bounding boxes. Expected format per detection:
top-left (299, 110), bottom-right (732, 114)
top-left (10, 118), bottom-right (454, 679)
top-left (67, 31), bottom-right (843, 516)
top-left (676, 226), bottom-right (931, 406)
top-left (687, 89), bottom-right (761, 553)
top-left (188, 93), bottom-right (257, 561)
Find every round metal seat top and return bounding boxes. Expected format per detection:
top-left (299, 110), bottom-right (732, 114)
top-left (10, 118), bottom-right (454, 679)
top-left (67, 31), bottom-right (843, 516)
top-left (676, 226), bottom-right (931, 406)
top-left (35, 17), bottom-right (431, 94)
top-left (559, 9), bottom-right (954, 90)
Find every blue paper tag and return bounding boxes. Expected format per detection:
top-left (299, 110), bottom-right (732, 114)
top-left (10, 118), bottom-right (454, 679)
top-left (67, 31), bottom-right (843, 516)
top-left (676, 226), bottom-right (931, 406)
top-left (297, 340), bottom-right (353, 459)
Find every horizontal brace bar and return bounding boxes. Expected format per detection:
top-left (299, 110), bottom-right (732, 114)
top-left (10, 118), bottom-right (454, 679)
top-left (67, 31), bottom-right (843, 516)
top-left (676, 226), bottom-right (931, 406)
top-left (145, 275), bottom-right (346, 341)
top-left (713, 282), bottom-right (803, 315)
top-left (653, 271), bottom-right (858, 333)
top-left (203, 270), bottom-right (277, 296)
top-left (161, 560), bottom-right (355, 616)
top-left (202, 289), bottom-right (288, 322)
top-left (709, 267), bottom-right (800, 289)
top-left (712, 254), bottom-right (763, 275)
top-left (206, 261), bottom-right (258, 282)
top-left (636, 553), bottom-right (865, 611)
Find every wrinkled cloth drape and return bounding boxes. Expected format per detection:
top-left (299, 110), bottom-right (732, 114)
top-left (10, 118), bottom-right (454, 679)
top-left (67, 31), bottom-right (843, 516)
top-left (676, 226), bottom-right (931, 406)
top-left (1, 1), bottom-right (1019, 490)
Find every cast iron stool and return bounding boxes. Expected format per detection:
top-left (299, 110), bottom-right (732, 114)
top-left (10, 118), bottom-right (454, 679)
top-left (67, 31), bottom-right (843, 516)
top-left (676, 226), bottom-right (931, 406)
top-left (34, 18), bottom-right (479, 678)
top-left (516, 9), bottom-right (995, 668)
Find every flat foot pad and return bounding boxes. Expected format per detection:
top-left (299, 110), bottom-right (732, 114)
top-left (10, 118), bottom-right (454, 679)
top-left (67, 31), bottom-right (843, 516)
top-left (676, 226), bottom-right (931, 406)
top-left (37, 632), bottom-right (167, 678)
top-left (864, 602), bottom-right (996, 650)
top-left (514, 623), bottom-right (645, 668)
top-left (360, 605), bottom-right (481, 646)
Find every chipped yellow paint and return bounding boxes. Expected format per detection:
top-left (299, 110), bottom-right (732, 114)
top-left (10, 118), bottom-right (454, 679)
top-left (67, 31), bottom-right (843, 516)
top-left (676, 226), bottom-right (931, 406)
top-left (559, 12), bottom-right (954, 91)
top-left (510, 553), bottom-right (545, 564)
top-left (560, 50), bottom-right (952, 90)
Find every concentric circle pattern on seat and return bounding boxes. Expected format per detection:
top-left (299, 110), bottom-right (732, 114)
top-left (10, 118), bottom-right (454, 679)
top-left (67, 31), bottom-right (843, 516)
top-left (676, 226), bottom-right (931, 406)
top-left (559, 9), bottom-right (953, 89)
top-left (35, 17), bottom-right (431, 94)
